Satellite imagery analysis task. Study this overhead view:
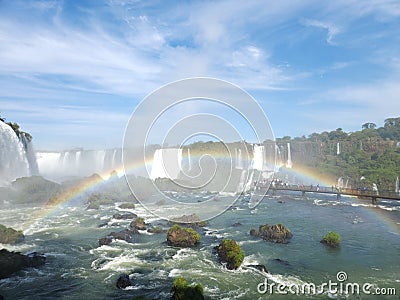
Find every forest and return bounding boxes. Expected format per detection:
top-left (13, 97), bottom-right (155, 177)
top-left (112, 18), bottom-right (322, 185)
top-left (277, 117), bottom-right (400, 191)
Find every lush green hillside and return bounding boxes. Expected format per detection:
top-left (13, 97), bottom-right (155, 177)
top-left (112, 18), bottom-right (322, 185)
top-left (278, 117), bottom-right (400, 191)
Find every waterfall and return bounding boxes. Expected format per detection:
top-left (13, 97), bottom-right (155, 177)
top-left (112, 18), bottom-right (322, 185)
top-left (150, 148), bottom-right (183, 180)
top-left (236, 170), bottom-right (247, 193)
top-left (252, 145), bottom-right (265, 171)
top-left (337, 142), bottom-right (340, 155)
top-left (0, 121), bottom-right (35, 184)
top-left (286, 142), bottom-right (292, 169)
top-left (20, 133), bottom-right (39, 175)
top-left (244, 170), bottom-right (254, 191)
top-left (235, 148), bottom-right (243, 169)
top-left (187, 148), bottom-right (191, 171)
top-left (36, 148), bottom-right (123, 180)
top-left (396, 176), bottom-right (399, 195)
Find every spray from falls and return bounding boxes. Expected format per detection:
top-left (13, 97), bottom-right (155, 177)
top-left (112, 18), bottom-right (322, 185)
top-left (36, 148), bottom-right (122, 180)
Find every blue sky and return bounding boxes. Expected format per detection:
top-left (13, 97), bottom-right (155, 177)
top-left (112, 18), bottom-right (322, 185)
top-left (0, 0), bottom-right (399, 150)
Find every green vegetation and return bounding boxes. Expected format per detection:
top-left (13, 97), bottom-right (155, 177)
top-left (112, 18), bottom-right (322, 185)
top-left (147, 225), bottom-right (163, 234)
top-left (85, 193), bottom-right (114, 209)
top-left (171, 277), bottom-right (204, 300)
top-left (275, 117), bottom-right (400, 191)
top-left (217, 239), bottom-right (245, 270)
top-left (321, 231), bottom-right (341, 248)
top-left (166, 225), bottom-right (201, 247)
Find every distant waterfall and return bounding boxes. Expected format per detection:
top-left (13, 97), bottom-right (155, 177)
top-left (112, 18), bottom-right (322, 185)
top-left (0, 121), bottom-right (38, 184)
top-left (286, 142), bottom-right (293, 169)
top-left (36, 148), bottom-right (123, 180)
top-left (396, 177), bottom-right (399, 195)
top-left (150, 148), bottom-right (183, 180)
top-left (187, 148), bottom-right (191, 171)
top-left (20, 133), bottom-right (39, 175)
top-left (235, 148), bottom-right (243, 169)
top-left (252, 145), bottom-right (265, 171)
top-left (337, 142), bottom-right (340, 155)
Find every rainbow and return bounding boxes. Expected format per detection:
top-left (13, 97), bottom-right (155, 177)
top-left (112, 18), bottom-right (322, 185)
top-left (23, 153), bottom-right (399, 235)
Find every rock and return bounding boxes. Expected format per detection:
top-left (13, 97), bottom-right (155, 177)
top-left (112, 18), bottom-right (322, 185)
top-left (113, 212), bottom-right (137, 220)
top-left (98, 222), bottom-right (109, 228)
top-left (147, 226), bottom-right (164, 234)
top-left (1, 176), bottom-right (61, 205)
top-left (246, 264), bottom-right (269, 273)
top-left (0, 249), bottom-right (46, 279)
top-left (118, 203), bottom-right (135, 209)
top-left (273, 258), bottom-right (290, 266)
top-left (169, 214), bottom-right (207, 228)
top-left (130, 217), bottom-right (146, 230)
top-left (85, 192), bottom-right (114, 210)
top-left (216, 239), bottom-right (244, 270)
top-left (172, 276), bottom-right (204, 300)
top-left (250, 223), bottom-right (292, 244)
top-left (116, 273), bottom-right (131, 289)
top-left (320, 231), bottom-right (341, 248)
top-left (232, 222), bottom-right (242, 227)
top-left (249, 228), bottom-right (258, 236)
top-left (0, 224), bottom-right (24, 244)
top-left (109, 228), bottom-right (139, 243)
top-left (166, 225), bottom-right (200, 247)
top-left (98, 237), bottom-right (113, 246)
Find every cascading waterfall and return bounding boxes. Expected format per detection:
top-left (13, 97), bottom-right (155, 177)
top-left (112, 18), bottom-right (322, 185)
top-left (36, 148), bottom-right (123, 180)
top-left (187, 148), bottom-right (191, 171)
top-left (252, 145), bottom-right (265, 171)
top-left (235, 148), bottom-right (243, 169)
top-left (286, 142), bottom-right (293, 169)
top-left (0, 121), bottom-right (37, 184)
top-left (150, 148), bottom-right (183, 180)
top-left (20, 132), bottom-right (39, 175)
top-left (337, 142), bottom-right (340, 155)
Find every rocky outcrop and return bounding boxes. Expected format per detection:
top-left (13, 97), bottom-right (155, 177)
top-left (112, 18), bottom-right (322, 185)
top-left (320, 231), bottom-right (341, 248)
top-left (250, 223), bottom-right (292, 244)
top-left (0, 224), bottom-right (24, 244)
top-left (116, 273), bottom-right (132, 289)
top-left (147, 226), bottom-right (164, 234)
top-left (118, 203), bottom-right (135, 209)
top-left (166, 225), bottom-right (200, 247)
top-left (169, 214), bottom-right (207, 228)
top-left (130, 217), bottom-right (146, 230)
top-left (98, 237), bottom-right (113, 246)
top-left (5, 176), bottom-right (61, 205)
top-left (109, 228), bottom-right (139, 243)
top-left (172, 276), bottom-right (204, 300)
top-left (216, 239), bottom-right (244, 270)
top-left (0, 249), bottom-right (46, 279)
top-left (113, 212), bottom-right (137, 220)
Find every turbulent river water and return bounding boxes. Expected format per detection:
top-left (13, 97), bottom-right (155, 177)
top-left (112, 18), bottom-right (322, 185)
top-left (0, 190), bottom-right (399, 299)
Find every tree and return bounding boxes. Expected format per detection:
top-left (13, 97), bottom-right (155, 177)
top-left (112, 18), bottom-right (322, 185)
top-left (384, 117), bottom-right (400, 128)
top-left (362, 122), bottom-right (376, 130)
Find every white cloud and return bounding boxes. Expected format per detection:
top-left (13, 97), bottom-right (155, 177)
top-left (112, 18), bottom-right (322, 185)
top-left (301, 18), bottom-right (340, 45)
